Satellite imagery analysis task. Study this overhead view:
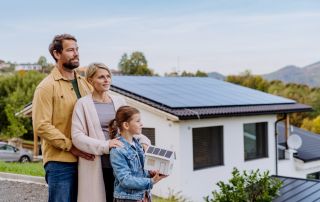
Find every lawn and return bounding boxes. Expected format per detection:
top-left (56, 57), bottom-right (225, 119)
top-left (0, 161), bottom-right (179, 201)
top-left (0, 161), bottom-right (45, 177)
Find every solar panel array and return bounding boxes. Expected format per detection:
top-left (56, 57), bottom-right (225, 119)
top-left (112, 76), bottom-right (295, 108)
top-left (146, 146), bottom-right (173, 158)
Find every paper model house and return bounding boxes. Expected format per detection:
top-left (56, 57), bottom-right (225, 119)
top-left (144, 145), bottom-right (175, 175)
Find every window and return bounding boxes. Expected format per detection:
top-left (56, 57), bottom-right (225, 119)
top-left (193, 126), bottom-right (223, 170)
top-left (142, 128), bottom-right (155, 145)
top-left (307, 172), bottom-right (320, 180)
top-left (244, 122), bottom-right (268, 161)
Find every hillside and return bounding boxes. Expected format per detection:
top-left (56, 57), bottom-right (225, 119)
top-left (263, 61), bottom-right (320, 87)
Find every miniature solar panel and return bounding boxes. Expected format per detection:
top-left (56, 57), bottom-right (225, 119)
top-left (112, 76), bottom-right (295, 108)
top-left (159, 149), bottom-right (166, 156)
top-left (146, 146), bottom-right (155, 154)
top-left (153, 148), bottom-right (160, 155)
top-left (165, 151), bottom-right (173, 158)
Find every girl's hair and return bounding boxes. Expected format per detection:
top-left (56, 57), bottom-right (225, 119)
top-left (109, 106), bottom-right (140, 139)
top-left (86, 63), bottom-right (112, 82)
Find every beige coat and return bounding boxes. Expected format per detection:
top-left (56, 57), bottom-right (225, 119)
top-left (72, 94), bottom-right (150, 202)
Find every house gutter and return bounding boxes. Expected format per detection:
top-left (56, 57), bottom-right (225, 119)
top-left (275, 114), bottom-right (287, 176)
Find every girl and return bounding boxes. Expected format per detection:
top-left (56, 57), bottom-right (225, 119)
top-left (109, 106), bottom-right (166, 202)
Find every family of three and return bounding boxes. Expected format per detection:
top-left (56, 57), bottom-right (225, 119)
top-left (32, 34), bottom-right (166, 202)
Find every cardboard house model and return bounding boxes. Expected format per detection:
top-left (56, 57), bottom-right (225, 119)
top-left (144, 145), bottom-right (176, 175)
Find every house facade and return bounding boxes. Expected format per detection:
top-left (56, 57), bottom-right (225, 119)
top-left (109, 76), bottom-right (311, 201)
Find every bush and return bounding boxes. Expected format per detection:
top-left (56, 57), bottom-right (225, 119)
top-left (205, 168), bottom-right (282, 202)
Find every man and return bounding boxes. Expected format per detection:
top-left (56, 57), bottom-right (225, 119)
top-left (32, 34), bottom-right (95, 202)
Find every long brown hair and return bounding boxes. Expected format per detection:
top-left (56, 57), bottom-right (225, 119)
top-left (109, 106), bottom-right (140, 139)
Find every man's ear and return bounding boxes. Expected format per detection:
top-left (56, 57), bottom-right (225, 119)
top-left (53, 50), bottom-right (60, 61)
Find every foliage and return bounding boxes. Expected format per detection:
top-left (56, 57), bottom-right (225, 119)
top-left (0, 161), bottom-right (45, 177)
top-left (165, 70), bottom-right (208, 77)
top-left (205, 168), bottom-right (282, 202)
top-left (226, 72), bottom-right (320, 129)
top-left (0, 71), bottom-right (45, 139)
top-left (153, 188), bottom-right (189, 202)
top-left (37, 56), bottom-right (54, 73)
top-left (301, 116), bottom-right (320, 134)
top-left (118, 52), bottom-right (153, 75)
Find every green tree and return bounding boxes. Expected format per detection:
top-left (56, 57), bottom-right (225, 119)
top-left (37, 56), bottom-right (54, 74)
top-left (0, 71), bottom-right (45, 139)
top-left (118, 52), bottom-right (153, 75)
top-left (205, 168), bottom-right (282, 202)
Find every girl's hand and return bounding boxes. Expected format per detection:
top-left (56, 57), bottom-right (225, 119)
top-left (109, 139), bottom-right (124, 149)
top-left (149, 170), bottom-right (157, 177)
top-left (151, 170), bottom-right (167, 184)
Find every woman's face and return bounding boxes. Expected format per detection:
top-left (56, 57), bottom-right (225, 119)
top-left (88, 68), bottom-right (111, 93)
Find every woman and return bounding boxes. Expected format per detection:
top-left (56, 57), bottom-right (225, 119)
top-left (71, 63), bottom-right (150, 202)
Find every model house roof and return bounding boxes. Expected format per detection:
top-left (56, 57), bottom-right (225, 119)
top-left (274, 176), bottom-right (320, 201)
top-left (111, 76), bottom-right (311, 120)
top-left (278, 122), bottom-right (320, 162)
top-left (145, 146), bottom-right (175, 160)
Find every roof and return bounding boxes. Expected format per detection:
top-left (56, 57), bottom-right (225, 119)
top-left (278, 122), bottom-right (320, 162)
top-left (111, 76), bottom-right (312, 120)
top-left (273, 176), bottom-right (320, 202)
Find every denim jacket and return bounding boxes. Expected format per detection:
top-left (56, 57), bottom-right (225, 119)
top-left (110, 136), bottom-right (153, 201)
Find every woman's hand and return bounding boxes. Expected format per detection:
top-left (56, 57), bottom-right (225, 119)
top-left (109, 139), bottom-right (124, 149)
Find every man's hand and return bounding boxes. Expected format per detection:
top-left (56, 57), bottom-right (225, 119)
top-left (70, 145), bottom-right (95, 161)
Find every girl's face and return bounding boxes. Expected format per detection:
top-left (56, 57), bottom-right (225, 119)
top-left (88, 68), bottom-right (111, 93)
top-left (126, 113), bottom-right (143, 135)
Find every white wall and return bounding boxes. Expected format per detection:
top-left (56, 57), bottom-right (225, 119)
top-left (278, 157), bottom-right (320, 179)
top-left (115, 92), bottom-right (279, 201)
top-left (178, 115), bottom-right (277, 201)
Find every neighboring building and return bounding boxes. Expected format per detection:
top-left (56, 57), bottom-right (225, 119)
top-left (19, 76), bottom-right (312, 201)
top-left (15, 64), bottom-right (42, 71)
top-left (278, 122), bottom-right (320, 180)
top-left (0, 59), bottom-right (10, 69)
top-left (274, 176), bottom-right (320, 201)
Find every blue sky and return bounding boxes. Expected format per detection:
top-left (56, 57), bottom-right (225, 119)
top-left (1, 0), bottom-right (320, 75)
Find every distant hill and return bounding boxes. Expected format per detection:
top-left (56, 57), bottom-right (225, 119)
top-left (263, 61), bottom-right (320, 87)
top-left (208, 72), bottom-right (225, 80)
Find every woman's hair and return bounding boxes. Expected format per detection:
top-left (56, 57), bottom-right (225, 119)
top-left (86, 63), bottom-right (112, 82)
top-left (49, 34), bottom-right (77, 62)
top-left (109, 106), bottom-right (140, 139)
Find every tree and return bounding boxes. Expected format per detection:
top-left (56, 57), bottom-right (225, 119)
top-left (118, 52), bottom-right (153, 75)
top-left (205, 168), bottom-right (282, 202)
top-left (37, 56), bottom-right (54, 74)
top-left (0, 71), bottom-right (45, 139)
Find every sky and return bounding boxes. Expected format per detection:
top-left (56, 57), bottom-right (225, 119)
top-left (1, 0), bottom-right (320, 76)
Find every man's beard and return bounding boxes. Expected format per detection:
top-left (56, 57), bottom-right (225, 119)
top-left (63, 59), bottom-right (79, 70)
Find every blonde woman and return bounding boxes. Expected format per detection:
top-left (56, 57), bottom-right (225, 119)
top-left (71, 63), bottom-right (150, 202)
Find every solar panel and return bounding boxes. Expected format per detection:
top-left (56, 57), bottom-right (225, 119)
top-left (112, 76), bottom-right (295, 108)
top-left (165, 151), bottom-right (173, 158)
top-left (159, 149), bottom-right (166, 156)
top-left (153, 148), bottom-right (160, 155)
top-left (146, 146), bottom-right (155, 154)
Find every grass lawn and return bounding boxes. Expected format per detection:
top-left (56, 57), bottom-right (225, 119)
top-left (0, 161), bottom-right (178, 201)
top-left (0, 161), bottom-right (45, 177)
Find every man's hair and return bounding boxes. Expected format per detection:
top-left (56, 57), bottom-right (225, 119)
top-left (49, 34), bottom-right (77, 62)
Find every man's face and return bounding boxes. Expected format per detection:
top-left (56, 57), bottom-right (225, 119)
top-left (57, 39), bottom-right (79, 70)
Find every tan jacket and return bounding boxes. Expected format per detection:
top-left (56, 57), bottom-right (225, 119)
top-left (32, 67), bottom-right (92, 165)
top-left (72, 94), bottom-right (151, 202)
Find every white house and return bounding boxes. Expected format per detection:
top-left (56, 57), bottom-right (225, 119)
top-left (20, 76), bottom-right (312, 201)
top-left (109, 76), bottom-right (311, 201)
top-left (15, 64), bottom-right (42, 71)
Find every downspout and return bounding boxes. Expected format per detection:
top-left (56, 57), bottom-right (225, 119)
top-left (275, 114), bottom-right (287, 176)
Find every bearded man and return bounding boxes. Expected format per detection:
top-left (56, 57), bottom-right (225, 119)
top-left (32, 34), bottom-right (95, 202)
